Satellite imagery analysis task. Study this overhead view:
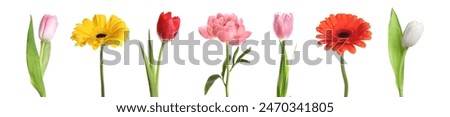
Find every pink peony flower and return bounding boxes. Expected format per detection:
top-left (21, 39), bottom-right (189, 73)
top-left (199, 13), bottom-right (251, 45)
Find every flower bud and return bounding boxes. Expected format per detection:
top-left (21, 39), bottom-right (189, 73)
top-left (39, 14), bottom-right (58, 42)
top-left (402, 21), bottom-right (424, 48)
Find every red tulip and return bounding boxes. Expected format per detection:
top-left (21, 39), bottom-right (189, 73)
top-left (157, 12), bottom-right (180, 41)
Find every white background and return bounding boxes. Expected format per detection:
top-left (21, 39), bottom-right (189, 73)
top-left (1, 0), bottom-right (449, 116)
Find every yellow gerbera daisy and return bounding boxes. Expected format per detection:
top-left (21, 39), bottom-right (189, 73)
top-left (71, 14), bottom-right (128, 50)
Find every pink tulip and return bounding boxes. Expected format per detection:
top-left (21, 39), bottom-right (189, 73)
top-left (39, 14), bottom-right (58, 42)
top-left (199, 13), bottom-right (251, 45)
top-left (273, 13), bottom-right (293, 39)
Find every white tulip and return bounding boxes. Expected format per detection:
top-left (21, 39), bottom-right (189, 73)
top-left (402, 21), bottom-right (424, 48)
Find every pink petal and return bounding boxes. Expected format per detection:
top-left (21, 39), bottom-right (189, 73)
top-left (207, 16), bottom-right (215, 25)
top-left (217, 25), bottom-right (236, 43)
top-left (217, 30), bottom-right (231, 43)
top-left (39, 14), bottom-right (58, 41)
top-left (198, 26), bottom-right (214, 39)
top-left (39, 15), bottom-right (49, 39)
top-left (229, 31), bottom-right (251, 45)
top-left (273, 13), bottom-right (293, 39)
top-left (237, 31), bottom-right (252, 40)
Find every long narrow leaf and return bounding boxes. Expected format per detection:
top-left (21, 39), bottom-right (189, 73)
top-left (148, 30), bottom-right (155, 65)
top-left (388, 9), bottom-right (405, 93)
top-left (236, 47), bottom-right (252, 65)
top-left (26, 16), bottom-right (46, 97)
top-left (282, 46), bottom-right (289, 96)
top-left (238, 59), bottom-right (250, 63)
top-left (232, 46), bottom-right (239, 64)
top-left (138, 42), bottom-right (156, 96)
top-left (204, 74), bottom-right (222, 95)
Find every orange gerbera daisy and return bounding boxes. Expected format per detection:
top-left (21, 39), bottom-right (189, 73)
top-left (316, 14), bottom-right (372, 55)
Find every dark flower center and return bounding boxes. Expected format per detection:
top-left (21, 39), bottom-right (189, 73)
top-left (96, 33), bottom-right (107, 38)
top-left (337, 31), bottom-right (351, 38)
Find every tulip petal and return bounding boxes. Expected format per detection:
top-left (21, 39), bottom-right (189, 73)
top-left (39, 15), bottom-right (58, 41)
top-left (38, 15), bottom-right (48, 40)
top-left (172, 16), bottom-right (180, 31)
top-left (273, 13), bottom-right (294, 39)
top-left (402, 21), bottom-right (424, 47)
top-left (157, 12), bottom-right (180, 41)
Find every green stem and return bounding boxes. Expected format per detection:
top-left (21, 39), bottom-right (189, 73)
top-left (277, 41), bottom-right (286, 97)
top-left (100, 45), bottom-right (105, 97)
top-left (398, 48), bottom-right (408, 97)
top-left (39, 41), bottom-right (47, 97)
top-left (230, 63), bottom-right (235, 72)
top-left (225, 44), bottom-right (230, 97)
top-left (340, 55), bottom-right (348, 97)
top-left (40, 41), bottom-right (46, 73)
top-left (153, 42), bottom-right (167, 97)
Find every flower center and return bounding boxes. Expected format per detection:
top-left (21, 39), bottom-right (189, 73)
top-left (96, 33), bottom-right (107, 38)
top-left (337, 30), bottom-right (351, 38)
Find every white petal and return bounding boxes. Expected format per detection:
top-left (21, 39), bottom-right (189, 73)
top-left (402, 21), bottom-right (424, 48)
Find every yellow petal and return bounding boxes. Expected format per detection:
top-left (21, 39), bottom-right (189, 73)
top-left (93, 14), bottom-right (106, 32)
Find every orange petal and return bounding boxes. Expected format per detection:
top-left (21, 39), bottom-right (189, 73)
top-left (332, 43), bottom-right (343, 51)
top-left (347, 44), bottom-right (356, 54)
top-left (324, 44), bottom-right (333, 50)
top-left (337, 48), bottom-right (345, 55)
top-left (353, 40), bottom-right (366, 48)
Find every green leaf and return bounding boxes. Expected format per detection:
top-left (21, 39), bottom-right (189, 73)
top-left (236, 47), bottom-right (251, 65)
top-left (238, 59), bottom-right (250, 63)
top-left (282, 50), bottom-right (289, 96)
top-left (40, 41), bottom-right (51, 74)
top-left (204, 74), bottom-right (222, 95)
top-left (388, 8), bottom-right (407, 96)
top-left (138, 42), bottom-right (157, 97)
top-left (232, 46), bottom-right (239, 64)
top-left (284, 42), bottom-right (290, 78)
top-left (230, 47), bottom-right (252, 71)
top-left (26, 16), bottom-right (46, 97)
top-left (148, 30), bottom-right (155, 65)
